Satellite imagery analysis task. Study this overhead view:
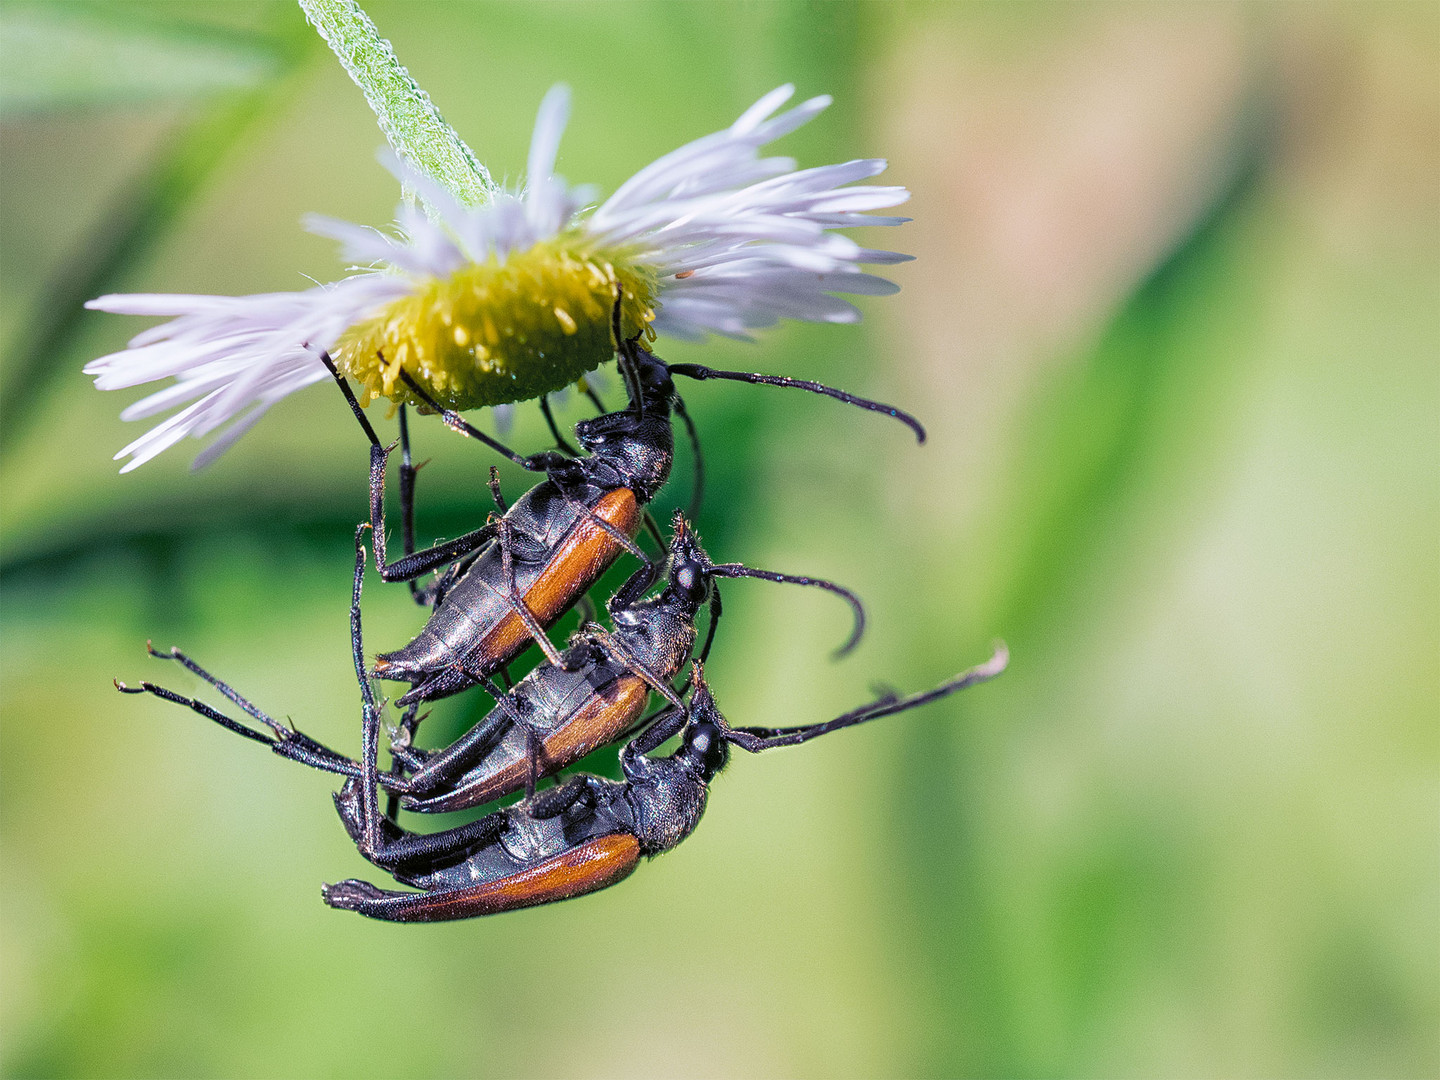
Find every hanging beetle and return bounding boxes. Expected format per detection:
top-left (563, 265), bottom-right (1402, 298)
top-left (319, 651), bottom-right (1006, 922)
top-left (322, 297), bottom-right (926, 717)
top-left (121, 513), bottom-right (865, 809)
top-left (117, 524), bottom-right (1006, 921)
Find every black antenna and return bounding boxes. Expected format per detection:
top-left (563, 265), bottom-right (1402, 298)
top-left (667, 361), bottom-right (926, 443)
top-left (709, 643), bottom-right (1009, 753)
top-left (709, 562), bottom-right (866, 658)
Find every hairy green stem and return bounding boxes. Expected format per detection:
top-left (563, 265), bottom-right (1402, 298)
top-left (298, 0), bottom-right (494, 208)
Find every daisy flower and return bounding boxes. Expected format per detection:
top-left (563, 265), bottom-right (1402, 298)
top-left (85, 84), bottom-right (911, 471)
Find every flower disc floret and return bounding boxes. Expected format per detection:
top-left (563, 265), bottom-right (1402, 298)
top-left (336, 239), bottom-right (655, 410)
top-left (85, 83), bottom-right (913, 470)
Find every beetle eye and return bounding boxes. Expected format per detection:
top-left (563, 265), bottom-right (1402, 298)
top-left (675, 563), bottom-right (699, 595)
top-left (686, 720), bottom-right (727, 777)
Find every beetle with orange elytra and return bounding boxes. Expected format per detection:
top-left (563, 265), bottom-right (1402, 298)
top-left (119, 524), bottom-right (1007, 922)
top-left (121, 512), bottom-right (867, 809)
top-left (324, 296), bottom-right (926, 728)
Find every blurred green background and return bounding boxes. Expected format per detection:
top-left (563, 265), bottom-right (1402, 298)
top-left (1, 2), bottom-right (1436, 1077)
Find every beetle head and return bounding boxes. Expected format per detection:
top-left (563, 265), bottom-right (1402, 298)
top-left (679, 663), bottom-right (730, 781)
top-left (665, 513), bottom-right (713, 609)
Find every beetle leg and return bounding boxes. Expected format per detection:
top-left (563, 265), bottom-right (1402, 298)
top-left (613, 700), bottom-right (685, 746)
top-left (605, 558), bottom-right (661, 617)
top-left (398, 368), bottom-right (574, 478)
top-left (413, 547), bottom-right (482, 609)
top-left (321, 353), bottom-right (500, 587)
top-left (116, 676), bottom-right (363, 777)
top-left (498, 517), bottom-right (566, 668)
top-left (538, 394), bottom-right (579, 457)
top-left (384, 698), bottom-right (423, 819)
top-left (374, 513), bottom-right (499, 585)
top-left (584, 628), bottom-right (687, 713)
top-left (622, 704), bottom-right (689, 757)
top-left (559, 490), bottom-right (653, 570)
top-left (395, 405), bottom-right (447, 609)
top-left (332, 777), bottom-right (509, 873)
top-left (527, 774), bottom-right (602, 819)
top-left (347, 523), bottom-right (387, 853)
top-left (388, 742), bottom-right (428, 773)
top-left (367, 429), bottom-right (499, 584)
top-left (487, 465), bottom-right (508, 513)
top-left (396, 686), bottom-right (527, 799)
top-left (146, 642), bottom-right (282, 734)
top-left (368, 423), bottom-right (497, 586)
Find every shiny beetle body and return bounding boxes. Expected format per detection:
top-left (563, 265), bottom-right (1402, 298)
top-left (324, 299), bottom-right (925, 716)
top-left (124, 515), bottom-right (864, 814)
top-left (322, 651), bottom-right (1006, 922)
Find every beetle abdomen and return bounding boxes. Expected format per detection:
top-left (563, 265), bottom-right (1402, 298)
top-left (321, 833), bottom-right (641, 922)
top-left (375, 486), bottom-right (641, 701)
top-left (402, 673), bottom-right (650, 813)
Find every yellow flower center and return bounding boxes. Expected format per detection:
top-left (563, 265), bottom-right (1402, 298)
top-left (335, 236), bottom-right (657, 412)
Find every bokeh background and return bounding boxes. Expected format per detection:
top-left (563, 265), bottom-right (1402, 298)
top-left (1, 2), bottom-right (1436, 1077)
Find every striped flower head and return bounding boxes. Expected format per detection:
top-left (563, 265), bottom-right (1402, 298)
top-left (85, 85), bottom-right (911, 471)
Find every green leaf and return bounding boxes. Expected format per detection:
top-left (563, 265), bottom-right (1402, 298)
top-left (0, 5), bottom-right (283, 115)
top-left (0, 11), bottom-right (313, 460)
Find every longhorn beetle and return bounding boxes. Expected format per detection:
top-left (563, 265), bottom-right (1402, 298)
top-left (323, 297), bottom-right (925, 721)
top-left (121, 513), bottom-right (865, 809)
top-left (321, 652), bottom-right (1007, 922)
top-left (121, 529), bottom-right (1007, 922)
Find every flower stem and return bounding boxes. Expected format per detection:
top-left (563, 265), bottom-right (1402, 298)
top-left (297, 0), bottom-right (495, 208)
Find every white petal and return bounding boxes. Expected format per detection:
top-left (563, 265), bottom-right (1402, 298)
top-left (189, 401), bottom-right (276, 472)
top-left (852, 248), bottom-right (915, 265)
top-left (527, 85), bottom-right (571, 191)
top-left (730, 84), bottom-right (796, 134)
top-left (115, 393), bottom-right (219, 472)
top-left (91, 273), bottom-right (405, 470)
top-left (87, 83), bottom-right (913, 468)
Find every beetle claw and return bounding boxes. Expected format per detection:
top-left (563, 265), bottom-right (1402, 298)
top-left (321, 879), bottom-right (387, 909)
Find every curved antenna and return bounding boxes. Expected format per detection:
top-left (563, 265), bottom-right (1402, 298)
top-left (671, 392), bottom-right (704, 522)
top-left (666, 361), bottom-right (926, 444)
top-left (721, 642), bottom-right (1009, 753)
top-left (582, 380), bottom-right (607, 414)
top-left (709, 562), bottom-right (865, 658)
top-left (538, 394), bottom-right (579, 456)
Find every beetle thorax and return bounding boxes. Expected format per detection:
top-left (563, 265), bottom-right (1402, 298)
top-left (610, 604), bottom-right (697, 682)
top-left (575, 411), bottom-right (673, 503)
top-left (624, 758), bottom-right (708, 857)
